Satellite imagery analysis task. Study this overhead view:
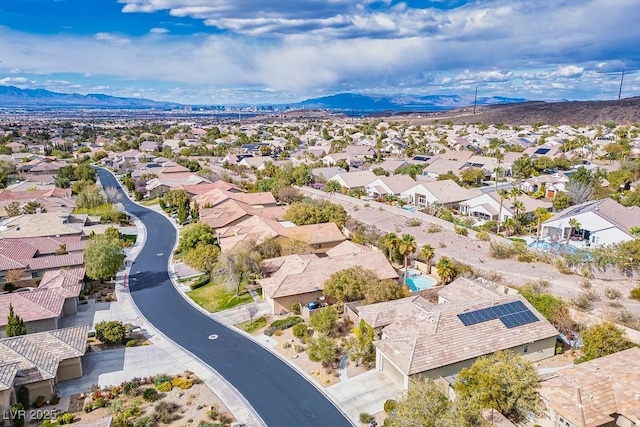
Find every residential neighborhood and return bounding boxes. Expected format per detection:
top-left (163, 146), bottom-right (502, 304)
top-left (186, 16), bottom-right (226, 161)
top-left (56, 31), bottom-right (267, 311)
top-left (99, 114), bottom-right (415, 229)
top-left (0, 115), bottom-right (639, 426)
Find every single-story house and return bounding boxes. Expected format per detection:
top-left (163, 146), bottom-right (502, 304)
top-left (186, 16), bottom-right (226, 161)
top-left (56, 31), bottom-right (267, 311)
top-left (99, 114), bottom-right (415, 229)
top-left (0, 325), bottom-right (88, 413)
top-left (369, 294), bottom-right (558, 391)
top-left (327, 171), bottom-right (377, 190)
top-left (537, 347), bottom-right (640, 427)
top-left (401, 180), bottom-right (482, 209)
top-left (541, 198), bottom-right (640, 247)
top-left (460, 191), bottom-right (552, 222)
top-left (259, 241), bottom-right (398, 314)
top-left (365, 175), bottom-right (417, 200)
top-left (311, 167), bottom-right (346, 183)
top-left (376, 159), bottom-right (409, 175)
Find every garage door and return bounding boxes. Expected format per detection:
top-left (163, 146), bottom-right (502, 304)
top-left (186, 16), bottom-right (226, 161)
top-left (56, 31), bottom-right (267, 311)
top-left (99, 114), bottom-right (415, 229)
top-left (381, 355), bottom-right (405, 388)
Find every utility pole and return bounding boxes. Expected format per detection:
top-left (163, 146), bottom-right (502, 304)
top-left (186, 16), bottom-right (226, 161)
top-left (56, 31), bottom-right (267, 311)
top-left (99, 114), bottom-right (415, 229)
top-left (618, 70), bottom-right (625, 100)
top-left (473, 86), bottom-right (478, 115)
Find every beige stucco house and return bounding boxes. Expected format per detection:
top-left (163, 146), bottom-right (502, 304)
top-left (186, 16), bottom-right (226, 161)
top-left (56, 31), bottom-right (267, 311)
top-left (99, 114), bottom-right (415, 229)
top-left (362, 293), bottom-right (558, 391)
top-left (537, 347), bottom-right (640, 427)
top-left (0, 325), bottom-right (88, 412)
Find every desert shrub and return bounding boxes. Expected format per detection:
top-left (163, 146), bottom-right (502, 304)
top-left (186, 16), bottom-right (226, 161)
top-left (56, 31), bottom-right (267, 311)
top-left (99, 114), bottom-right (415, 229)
top-left (122, 381), bottom-right (139, 397)
top-left (83, 405), bottom-right (92, 413)
top-left (152, 401), bottom-right (181, 424)
top-left (93, 398), bottom-right (106, 409)
top-left (294, 344), bottom-right (305, 353)
top-left (425, 223), bottom-right (442, 233)
top-left (359, 412), bottom-right (374, 423)
top-left (142, 388), bottom-right (159, 402)
top-left (290, 302), bottom-right (301, 315)
top-left (363, 203), bottom-right (370, 208)
top-left (580, 278), bottom-right (592, 290)
top-left (383, 399), bottom-right (397, 413)
top-left (264, 316), bottom-right (303, 336)
top-left (554, 258), bottom-right (573, 274)
top-left (292, 322), bottom-right (308, 338)
top-left (132, 416), bottom-right (154, 427)
top-left (126, 340), bottom-right (137, 347)
top-left (189, 273), bottom-right (211, 290)
top-left (282, 342), bottom-right (292, 349)
top-left (56, 413), bottom-right (74, 425)
top-left (604, 286), bottom-right (622, 300)
top-left (156, 381), bottom-right (173, 392)
top-left (476, 231), bottom-right (491, 241)
top-left (454, 225), bottom-right (468, 236)
top-left (572, 290), bottom-right (599, 310)
top-left (94, 320), bottom-right (127, 345)
top-left (488, 242), bottom-right (518, 259)
top-left (407, 218), bottom-right (422, 227)
top-left (516, 250), bottom-right (535, 263)
top-left (154, 373), bottom-right (173, 386)
top-left (630, 287), bottom-right (640, 301)
top-left (171, 377), bottom-right (193, 390)
top-left (555, 345), bottom-right (563, 355)
top-left (207, 405), bottom-right (220, 420)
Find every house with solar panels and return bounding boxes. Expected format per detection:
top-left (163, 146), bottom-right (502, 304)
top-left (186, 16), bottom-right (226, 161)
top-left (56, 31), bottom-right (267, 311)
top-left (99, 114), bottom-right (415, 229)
top-left (360, 287), bottom-right (558, 391)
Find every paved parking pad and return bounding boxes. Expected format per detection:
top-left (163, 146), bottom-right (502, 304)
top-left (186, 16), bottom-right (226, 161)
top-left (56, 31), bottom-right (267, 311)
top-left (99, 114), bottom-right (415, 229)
top-left (326, 371), bottom-right (403, 417)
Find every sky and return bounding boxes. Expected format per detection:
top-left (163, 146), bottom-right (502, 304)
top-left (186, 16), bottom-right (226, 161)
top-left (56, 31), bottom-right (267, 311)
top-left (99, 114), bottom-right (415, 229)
top-left (0, 0), bottom-right (639, 105)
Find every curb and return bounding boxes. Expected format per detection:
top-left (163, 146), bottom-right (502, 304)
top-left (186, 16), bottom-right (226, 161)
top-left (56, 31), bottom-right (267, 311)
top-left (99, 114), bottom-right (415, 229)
top-left (100, 169), bottom-right (265, 427)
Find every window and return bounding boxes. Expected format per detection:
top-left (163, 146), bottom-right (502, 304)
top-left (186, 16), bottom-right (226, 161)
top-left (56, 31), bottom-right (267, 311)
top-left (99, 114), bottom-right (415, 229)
top-left (523, 345), bottom-right (529, 354)
top-left (31, 271), bottom-right (44, 279)
top-left (417, 195), bottom-right (426, 206)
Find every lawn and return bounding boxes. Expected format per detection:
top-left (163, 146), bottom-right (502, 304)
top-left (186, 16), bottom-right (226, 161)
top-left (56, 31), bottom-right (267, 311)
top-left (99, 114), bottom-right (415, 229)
top-left (187, 277), bottom-right (254, 312)
top-left (235, 316), bottom-right (267, 334)
top-left (140, 197), bottom-right (159, 206)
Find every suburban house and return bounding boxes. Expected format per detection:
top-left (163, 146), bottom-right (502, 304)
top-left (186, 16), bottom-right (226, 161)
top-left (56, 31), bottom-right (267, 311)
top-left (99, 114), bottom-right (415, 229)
top-left (0, 325), bottom-right (88, 412)
top-left (258, 241), bottom-right (398, 314)
top-left (541, 198), bottom-right (640, 247)
top-left (376, 159), bottom-right (409, 175)
top-left (367, 294), bottom-right (558, 391)
top-left (365, 175), bottom-right (417, 200)
top-left (0, 237), bottom-right (86, 285)
top-left (0, 212), bottom-right (107, 239)
top-left (437, 276), bottom-right (518, 304)
top-left (139, 140), bottom-right (161, 152)
top-left (310, 167), bottom-right (346, 182)
top-left (520, 174), bottom-right (568, 198)
top-left (401, 180), bottom-right (482, 209)
top-left (238, 156), bottom-right (272, 169)
top-left (327, 171), bottom-right (377, 190)
top-left (145, 175), bottom-right (210, 198)
top-left (537, 347), bottom-right (640, 427)
top-left (460, 191), bottom-right (552, 222)
top-left (0, 187), bottom-right (74, 217)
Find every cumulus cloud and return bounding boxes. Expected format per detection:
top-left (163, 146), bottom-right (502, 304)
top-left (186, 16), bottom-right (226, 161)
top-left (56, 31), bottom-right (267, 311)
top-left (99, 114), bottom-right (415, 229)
top-left (0, 0), bottom-right (638, 102)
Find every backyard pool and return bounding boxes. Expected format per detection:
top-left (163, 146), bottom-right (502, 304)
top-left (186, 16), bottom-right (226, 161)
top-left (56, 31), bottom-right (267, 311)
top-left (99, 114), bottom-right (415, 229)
top-left (402, 206), bottom-right (417, 213)
top-left (402, 270), bottom-right (437, 292)
top-left (528, 239), bottom-right (578, 254)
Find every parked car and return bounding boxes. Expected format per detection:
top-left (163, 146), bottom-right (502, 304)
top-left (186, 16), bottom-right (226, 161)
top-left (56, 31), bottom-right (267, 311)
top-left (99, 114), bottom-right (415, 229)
top-left (307, 301), bottom-right (320, 310)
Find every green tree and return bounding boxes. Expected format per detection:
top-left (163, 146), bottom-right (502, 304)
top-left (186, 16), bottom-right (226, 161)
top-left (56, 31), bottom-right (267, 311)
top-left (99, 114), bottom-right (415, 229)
top-left (283, 200), bottom-right (347, 228)
top-left (162, 189), bottom-right (190, 213)
top-left (191, 201), bottom-right (199, 221)
top-left (184, 244), bottom-right (220, 273)
top-left (552, 192), bottom-right (574, 211)
top-left (436, 257), bottom-right (458, 285)
top-left (324, 180), bottom-right (342, 194)
top-left (380, 232), bottom-right (399, 263)
top-left (461, 167), bottom-right (485, 186)
top-left (533, 207), bottom-right (552, 240)
top-left (5, 304), bottom-right (26, 337)
top-left (54, 176), bottom-right (71, 188)
top-left (103, 226), bottom-right (122, 242)
top-left (511, 154), bottom-right (534, 180)
top-left (398, 234), bottom-right (417, 288)
top-left (323, 266), bottom-right (371, 302)
top-left (94, 320), bottom-right (126, 345)
top-left (497, 189), bottom-right (510, 233)
top-left (217, 249), bottom-right (263, 296)
top-left (84, 235), bottom-right (125, 282)
top-left (75, 163), bottom-right (97, 182)
top-left (307, 335), bottom-right (337, 365)
top-left (310, 306), bottom-right (338, 334)
top-left (177, 223), bottom-right (216, 253)
top-left (566, 218), bottom-right (581, 245)
top-left (345, 320), bottom-right (375, 366)
top-left (454, 351), bottom-right (544, 423)
top-left (419, 244), bottom-right (435, 271)
top-left (76, 184), bottom-right (106, 209)
top-left (577, 322), bottom-right (634, 363)
top-left (22, 200), bottom-right (45, 214)
top-left (363, 278), bottom-right (409, 304)
top-left (385, 379), bottom-right (452, 427)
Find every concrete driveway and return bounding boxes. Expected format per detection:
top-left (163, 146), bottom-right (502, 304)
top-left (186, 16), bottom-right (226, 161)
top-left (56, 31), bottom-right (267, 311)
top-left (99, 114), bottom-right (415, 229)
top-left (327, 370), bottom-right (404, 417)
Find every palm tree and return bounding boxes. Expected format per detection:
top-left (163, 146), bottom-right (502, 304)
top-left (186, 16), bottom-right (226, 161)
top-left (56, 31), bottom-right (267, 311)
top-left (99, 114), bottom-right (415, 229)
top-left (502, 217), bottom-right (518, 236)
top-left (381, 233), bottom-right (399, 263)
top-left (436, 257), bottom-right (458, 285)
top-left (510, 187), bottom-right (522, 202)
top-left (566, 218), bottom-right (581, 245)
top-left (497, 189), bottom-right (510, 233)
top-left (533, 207), bottom-right (552, 241)
top-left (397, 234), bottom-right (417, 287)
top-left (324, 180), bottom-right (342, 195)
top-left (510, 200), bottom-right (525, 227)
top-left (420, 244), bottom-right (435, 273)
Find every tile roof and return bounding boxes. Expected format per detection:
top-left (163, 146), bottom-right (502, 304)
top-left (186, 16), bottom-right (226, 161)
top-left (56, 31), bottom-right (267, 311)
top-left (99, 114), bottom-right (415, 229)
top-left (0, 289), bottom-right (66, 325)
top-left (0, 362), bottom-right (19, 391)
top-left (438, 277), bottom-right (506, 304)
top-left (544, 198), bottom-right (640, 236)
top-left (330, 171), bottom-right (378, 188)
top-left (358, 295), bottom-right (434, 328)
top-left (0, 212), bottom-right (86, 238)
top-left (23, 252), bottom-right (84, 271)
top-left (259, 242), bottom-right (398, 299)
top-left (280, 222), bottom-right (345, 246)
top-left (411, 179), bottom-right (482, 204)
top-left (0, 325), bottom-right (88, 386)
top-left (373, 295), bottom-right (558, 376)
top-left (38, 268), bottom-right (85, 298)
top-left (539, 347), bottom-right (640, 427)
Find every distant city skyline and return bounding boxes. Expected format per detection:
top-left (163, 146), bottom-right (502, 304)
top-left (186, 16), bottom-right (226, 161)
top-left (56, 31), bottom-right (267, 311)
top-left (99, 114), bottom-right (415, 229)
top-left (0, 0), bottom-right (638, 104)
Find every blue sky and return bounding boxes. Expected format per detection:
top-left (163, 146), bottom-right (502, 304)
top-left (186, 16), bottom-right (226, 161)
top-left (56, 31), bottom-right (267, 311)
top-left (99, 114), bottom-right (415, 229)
top-left (0, 0), bottom-right (638, 104)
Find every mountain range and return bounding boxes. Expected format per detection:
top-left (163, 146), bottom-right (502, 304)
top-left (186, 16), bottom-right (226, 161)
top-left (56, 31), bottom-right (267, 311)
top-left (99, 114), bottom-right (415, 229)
top-left (0, 85), bottom-right (525, 111)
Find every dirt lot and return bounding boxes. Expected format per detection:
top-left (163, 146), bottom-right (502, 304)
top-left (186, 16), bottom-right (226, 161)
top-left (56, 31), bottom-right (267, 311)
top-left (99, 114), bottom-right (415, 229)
top-left (58, 374), bottom-right (235, 427)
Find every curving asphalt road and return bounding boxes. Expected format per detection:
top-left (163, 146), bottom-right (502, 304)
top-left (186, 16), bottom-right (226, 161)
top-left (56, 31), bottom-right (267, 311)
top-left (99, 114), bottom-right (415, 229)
top-left (97, 169), bottom-right (352, 427)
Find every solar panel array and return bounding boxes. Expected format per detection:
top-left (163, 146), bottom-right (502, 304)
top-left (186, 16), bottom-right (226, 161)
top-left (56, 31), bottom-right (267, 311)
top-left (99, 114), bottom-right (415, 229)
top-left (534, 148), bottom-right (551, 155)
top-left (457, 301), bottom-right (539, 329)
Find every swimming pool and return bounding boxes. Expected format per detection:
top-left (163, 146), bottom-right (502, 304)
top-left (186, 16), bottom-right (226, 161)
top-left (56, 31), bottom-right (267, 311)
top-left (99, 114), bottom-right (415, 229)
top-left (402, 272), bottom-right (437, 291)
top-left (402, 206), bottom-right (417, 213)
top-left (528, 240), bottom-right (579, 254)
